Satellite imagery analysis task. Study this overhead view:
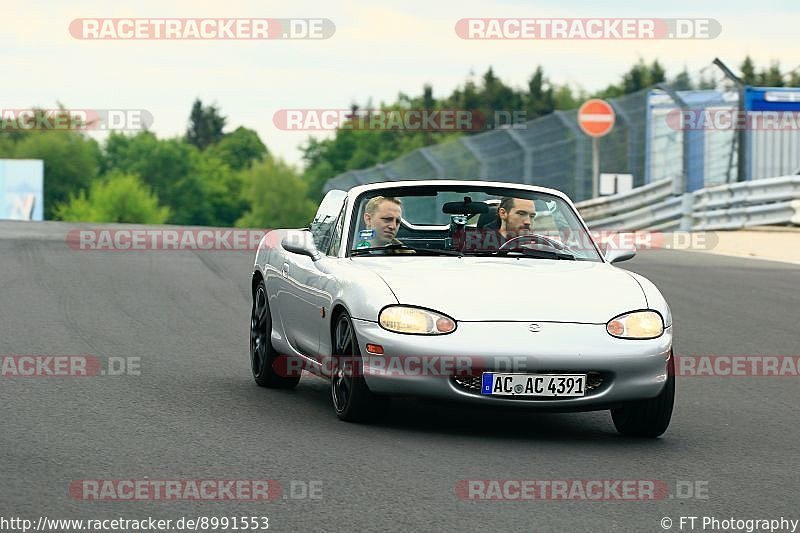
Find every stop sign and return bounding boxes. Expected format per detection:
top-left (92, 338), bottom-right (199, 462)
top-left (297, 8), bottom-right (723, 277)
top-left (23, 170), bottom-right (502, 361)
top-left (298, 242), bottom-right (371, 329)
top-left (578, 99), bottom-right (615, 137)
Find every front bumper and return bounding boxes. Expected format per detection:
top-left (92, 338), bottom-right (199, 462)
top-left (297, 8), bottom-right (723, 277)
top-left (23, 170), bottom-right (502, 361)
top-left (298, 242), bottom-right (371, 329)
top-left (352, 319), bottom-right (672, 411)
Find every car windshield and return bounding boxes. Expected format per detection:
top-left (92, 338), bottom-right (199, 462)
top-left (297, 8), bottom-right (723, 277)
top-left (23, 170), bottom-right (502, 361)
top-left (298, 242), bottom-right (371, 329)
top-left (348, 185), bottom-right (602, 262)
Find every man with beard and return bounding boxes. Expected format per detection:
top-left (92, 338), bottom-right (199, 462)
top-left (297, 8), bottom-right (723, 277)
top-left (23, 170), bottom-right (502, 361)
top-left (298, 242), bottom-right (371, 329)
top-left (479, 197), bottom-right (536, 250)
top-left (498, 197), bottom-right (536, 243)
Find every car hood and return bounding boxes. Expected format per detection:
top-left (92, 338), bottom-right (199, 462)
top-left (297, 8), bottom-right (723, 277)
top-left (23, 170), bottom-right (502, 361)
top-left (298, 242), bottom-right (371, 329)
top-left (352, 256), bottom-right (646, 323)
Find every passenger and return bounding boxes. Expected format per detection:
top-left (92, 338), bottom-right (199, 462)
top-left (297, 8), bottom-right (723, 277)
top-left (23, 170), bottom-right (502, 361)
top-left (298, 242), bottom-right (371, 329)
top-left (498, 197), bottom-right (536, 241)
top-left (481, 197), bottom-right (536, 249)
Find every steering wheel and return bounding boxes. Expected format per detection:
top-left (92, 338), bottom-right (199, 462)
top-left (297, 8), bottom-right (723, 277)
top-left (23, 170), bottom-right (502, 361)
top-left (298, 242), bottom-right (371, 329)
top-left (499, 233), bottom-right (572, 253)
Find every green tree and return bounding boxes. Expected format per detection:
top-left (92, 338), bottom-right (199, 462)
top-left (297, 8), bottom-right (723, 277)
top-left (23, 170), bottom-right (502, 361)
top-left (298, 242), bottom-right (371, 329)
top-left (789, 70), bottom-right (800, 87)
top-left (13, 130), bottom-right (101, 219)
top-left (757, 61), bottom-right (784, 87)
top-left (553, 85), bottom-right (582, 109)
top-left (671, 68), bottom-right (693, 91)
top-left (300, 65), bottom-right (582, 199)
top-left (186, 99), bottom-right (226, 149)
top-left (0, 135), bottom-right (16, 157)
top-left (696, 72), bottom-right (717, 90)
top-left (102, 131), bottom-right (196, 215)
top-left (103, 130), bottom-right (250, 227)
top-left (649, 60), bottom-right (666, 86)
top-left (449, 75), bottom-right (482, 112)
top-left (55, 172), bottom-right (170, 223)
top-left (740, 56), bottom-right (757, 85)
top-left (237, 157), bottom-right (316, 229)
top-left (207, 126), bottom-right (268, 170)
top-left (595, 59), bottom-right (666, 98)
top-left (301, 155), bottom-right (338, 203)
top-left (0, 125), bottom-right (31, 147)
top-left (479, 67), bottom-right (523, 128)
top-left (189, 150), bottom-right (248, 227)
top-left (526, 66), bottom-right (555, 119)
top-left (623, 60), bottom-right (651, 93)
top-left (299, 112), bottom-right (436, 201)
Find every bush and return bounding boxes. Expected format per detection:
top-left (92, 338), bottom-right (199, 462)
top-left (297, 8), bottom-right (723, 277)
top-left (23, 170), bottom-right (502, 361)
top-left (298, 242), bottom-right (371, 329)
top-left (55, 172), bottom-right (170, 224)
top-left (236, 157), bottom-right (316, 229)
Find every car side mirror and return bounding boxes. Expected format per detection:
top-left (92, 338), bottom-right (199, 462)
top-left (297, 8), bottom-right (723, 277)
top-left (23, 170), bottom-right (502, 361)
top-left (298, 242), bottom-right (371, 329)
top-left (605, 246), bottom-right (636, 264)
top-left (282, 230), bottom-right (321, 261)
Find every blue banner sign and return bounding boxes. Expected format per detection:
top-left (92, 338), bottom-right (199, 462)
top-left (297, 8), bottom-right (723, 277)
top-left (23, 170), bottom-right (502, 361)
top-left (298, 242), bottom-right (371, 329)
top-left (0, 159), bottom-right (44, 221)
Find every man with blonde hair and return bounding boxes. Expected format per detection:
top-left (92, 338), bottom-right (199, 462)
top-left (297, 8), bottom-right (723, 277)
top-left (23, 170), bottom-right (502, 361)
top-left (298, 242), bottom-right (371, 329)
top-left (361, 196), bottom-right (403, 247)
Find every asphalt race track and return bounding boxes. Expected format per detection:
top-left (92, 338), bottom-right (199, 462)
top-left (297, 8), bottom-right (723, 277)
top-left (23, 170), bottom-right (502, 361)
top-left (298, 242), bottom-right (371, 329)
top-left (1, 221), bottom-right (798, 532)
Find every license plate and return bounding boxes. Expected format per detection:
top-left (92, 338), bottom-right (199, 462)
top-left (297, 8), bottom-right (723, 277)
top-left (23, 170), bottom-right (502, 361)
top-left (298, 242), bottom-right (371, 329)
top-left (481, 373), bottom-right (587, 397)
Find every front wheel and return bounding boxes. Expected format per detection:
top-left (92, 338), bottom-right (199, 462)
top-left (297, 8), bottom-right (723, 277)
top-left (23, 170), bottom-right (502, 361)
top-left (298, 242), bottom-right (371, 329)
top-left (611, 357), bottom-right (675, 438)
top-left (330, 312), bottom-right (388, 422)
top-left (250, 280), bottom-right (300, 389)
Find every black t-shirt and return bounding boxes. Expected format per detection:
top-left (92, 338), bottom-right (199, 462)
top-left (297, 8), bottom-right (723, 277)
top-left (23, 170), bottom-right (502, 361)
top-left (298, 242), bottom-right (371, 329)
top-left (482, 219), bottom-right (506, 249)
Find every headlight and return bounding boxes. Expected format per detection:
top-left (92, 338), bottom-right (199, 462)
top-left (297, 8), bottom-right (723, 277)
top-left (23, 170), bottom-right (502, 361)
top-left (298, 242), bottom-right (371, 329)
top-left (607, 311), bottom-right (664, 339)
top-left (379, 306), bottom-right (456, 335)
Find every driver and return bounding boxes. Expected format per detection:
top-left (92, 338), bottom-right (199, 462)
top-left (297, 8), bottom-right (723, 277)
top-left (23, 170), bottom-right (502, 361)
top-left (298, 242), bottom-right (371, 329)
top-left (360, 196), bottom-right (403, 247)
top-left (496, 197), bottom-right (536, 245)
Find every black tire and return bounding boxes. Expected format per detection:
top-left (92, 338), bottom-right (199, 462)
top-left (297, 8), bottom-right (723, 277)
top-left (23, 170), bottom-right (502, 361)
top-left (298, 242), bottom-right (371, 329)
top-left (330, 311), bottom-right (388, 422)
top-left (250, 279), bottom-right (300, 389)
top-left (611, 356), bottom-right (675, 438)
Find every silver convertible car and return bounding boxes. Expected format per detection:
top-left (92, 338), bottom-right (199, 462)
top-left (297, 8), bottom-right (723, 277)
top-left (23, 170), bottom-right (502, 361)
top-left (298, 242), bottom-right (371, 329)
top-left (250, 180), bottom-right (674, 437)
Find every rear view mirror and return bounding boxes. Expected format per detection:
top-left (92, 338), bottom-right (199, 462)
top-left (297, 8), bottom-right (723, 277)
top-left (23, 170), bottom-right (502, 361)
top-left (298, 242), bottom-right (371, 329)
top-left (442, 196), bottom-right (490, 215)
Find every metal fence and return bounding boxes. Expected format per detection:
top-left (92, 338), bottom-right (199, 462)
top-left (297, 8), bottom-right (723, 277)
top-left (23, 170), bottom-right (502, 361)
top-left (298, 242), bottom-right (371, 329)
top-left (323, 77), bottom-right (800, 203)
top-left (323, 88), bottom-right (653, 202)
top-left (646, 89), bottom-right (740, 192)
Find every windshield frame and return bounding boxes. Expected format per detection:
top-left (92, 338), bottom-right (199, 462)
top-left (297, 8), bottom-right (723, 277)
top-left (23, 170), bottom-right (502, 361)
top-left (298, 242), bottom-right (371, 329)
top-left (342, 183), bottom-right (603, 261)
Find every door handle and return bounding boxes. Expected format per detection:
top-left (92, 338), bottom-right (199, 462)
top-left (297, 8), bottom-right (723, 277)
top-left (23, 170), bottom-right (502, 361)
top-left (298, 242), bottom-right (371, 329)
top-left (281, 262), bottom-right (289, 277)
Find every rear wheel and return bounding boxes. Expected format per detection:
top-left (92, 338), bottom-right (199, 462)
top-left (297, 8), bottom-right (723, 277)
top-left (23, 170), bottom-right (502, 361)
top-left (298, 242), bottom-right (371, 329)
top-left (331, 311), bottom-right (387, 422)
top-left (250, 280), bottom-right (300, 389)
top-left (611, 356), bottom-right (674, 438)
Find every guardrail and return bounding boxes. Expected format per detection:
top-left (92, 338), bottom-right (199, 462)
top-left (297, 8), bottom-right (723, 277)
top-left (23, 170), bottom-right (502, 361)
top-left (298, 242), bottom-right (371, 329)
top-left (574, 178), bottom-right (673, 221)
top-left (584, 196), bottom-right (684, 231)
top-left (692, 176), bottom-right (800, 210)
top-left (576, 175), bottom-right (800, 231)
top-left (692, 200), bottom-right (800, 230)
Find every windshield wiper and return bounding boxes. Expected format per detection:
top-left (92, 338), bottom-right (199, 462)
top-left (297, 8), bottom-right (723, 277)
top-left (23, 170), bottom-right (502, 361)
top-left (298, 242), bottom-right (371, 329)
top-left (350, 243), bottom-right (462, 257)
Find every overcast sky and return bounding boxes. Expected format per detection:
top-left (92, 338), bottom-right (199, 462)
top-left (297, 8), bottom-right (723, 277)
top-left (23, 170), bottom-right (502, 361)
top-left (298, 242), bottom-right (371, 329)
top-left (4, 0), bottom-right (798, 166)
